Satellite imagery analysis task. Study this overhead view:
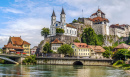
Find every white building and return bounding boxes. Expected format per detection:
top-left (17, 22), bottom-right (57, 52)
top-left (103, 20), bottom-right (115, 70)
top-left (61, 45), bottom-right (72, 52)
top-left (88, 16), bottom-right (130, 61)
top-left (50, 8), bottom-right (77, 37)
top-left (51, 38), bottom-right (63, 52)
top-left (31, 46), bottom-right (38, 55)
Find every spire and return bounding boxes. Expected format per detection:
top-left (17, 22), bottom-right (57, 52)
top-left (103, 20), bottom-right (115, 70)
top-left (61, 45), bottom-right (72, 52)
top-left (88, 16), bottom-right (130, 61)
top-left (61, 7), bottom-right (65, 14)
top-left (52, 10), bottom-right (56, 17)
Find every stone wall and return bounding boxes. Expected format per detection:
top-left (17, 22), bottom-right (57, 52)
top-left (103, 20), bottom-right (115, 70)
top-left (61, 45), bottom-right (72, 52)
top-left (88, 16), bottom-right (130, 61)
top-left (36, 57), bottom-right (112, 66)
top-left (50, 34), bottom-right (81, 44)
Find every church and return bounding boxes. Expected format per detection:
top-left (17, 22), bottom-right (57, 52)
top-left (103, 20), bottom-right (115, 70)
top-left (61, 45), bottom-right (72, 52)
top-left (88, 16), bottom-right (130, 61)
top-left (50, 8), bottom-right (77, 37)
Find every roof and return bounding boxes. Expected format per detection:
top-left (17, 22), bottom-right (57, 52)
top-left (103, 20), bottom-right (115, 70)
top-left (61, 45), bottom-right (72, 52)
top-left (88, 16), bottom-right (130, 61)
top-left (3, 42), bottom-right (23, 49)
top-left (89, 45), bottom-right (105, 53)
top-left (89, 17), bottom-right (109, 22)
top-left (52, 10), bottom-right (56, 17)
top-left (91, 9), bottom-right (105, 16)
top-left (73, 43), bottom-right (90, 48)
top-left (114, 43), bottom-right (130, 49)
top-left (11, 37), bottom-right (30, 45)
top-left (9, 50), bottom-right (16, 52)
top-left (61, 8), bottom-right (65, 14)
top-left (66, 24), bottom-right (76, 29)
top-left (51, 38), bottom-right (63, 44)
top-left (110, 24), bottom-right (126, 30)
top-left (23, 41), bottom-right (31, 45)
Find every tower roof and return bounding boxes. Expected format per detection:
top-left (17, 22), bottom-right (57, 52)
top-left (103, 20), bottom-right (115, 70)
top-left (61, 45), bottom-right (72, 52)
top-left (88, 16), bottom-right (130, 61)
top-left (52, 10), bottom-right (56, 17)
top-left (61, 8), bottom-right (65, 14)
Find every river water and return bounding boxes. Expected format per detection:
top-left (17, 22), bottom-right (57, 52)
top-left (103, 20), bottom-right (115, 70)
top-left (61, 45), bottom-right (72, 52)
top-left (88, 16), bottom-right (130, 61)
top-left (0, 64), bottom-right (130, 77)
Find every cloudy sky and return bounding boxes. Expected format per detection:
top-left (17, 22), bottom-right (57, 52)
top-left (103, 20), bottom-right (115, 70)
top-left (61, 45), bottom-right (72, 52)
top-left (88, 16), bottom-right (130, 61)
top-left (0, 0), bottom-right (130, 48)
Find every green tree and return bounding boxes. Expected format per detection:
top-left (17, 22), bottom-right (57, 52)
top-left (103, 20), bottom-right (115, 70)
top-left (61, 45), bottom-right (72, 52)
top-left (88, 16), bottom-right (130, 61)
top-left (81, 27), bottom-right (99, 45)
top-left (102, 50), bottom-right (112, 58)
top-left (23, 55), bottom-right (36, 64)
top-left (113, 49), bottom-right (128, 60)
top-left (56, 28), bottom-right (65, 33)
top-left (97, 35), bottom-right (104, 45)
top-left (41, 27), bottom-right (49, 37)
top-left (43, 42), bottom-right (52, 53)
top-left (72, 19), bottom-right (78, 23)
top-left (57, 44), bottom-right (74, 56)
top-left (74, 38), bottom-right (80, 43)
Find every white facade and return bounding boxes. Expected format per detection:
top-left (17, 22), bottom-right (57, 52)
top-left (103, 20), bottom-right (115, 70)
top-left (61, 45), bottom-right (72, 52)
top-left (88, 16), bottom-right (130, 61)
top-left (51, 43), bottom-right (62, 52)
top-left (50, 8), bottom-right (77, 37)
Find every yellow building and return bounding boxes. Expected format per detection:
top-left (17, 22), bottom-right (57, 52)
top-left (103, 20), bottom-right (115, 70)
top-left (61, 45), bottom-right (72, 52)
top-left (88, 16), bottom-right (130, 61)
top-left (71, 43), bottom-right (91, 58)
top-left (3, 36), bottom-right (31, 56)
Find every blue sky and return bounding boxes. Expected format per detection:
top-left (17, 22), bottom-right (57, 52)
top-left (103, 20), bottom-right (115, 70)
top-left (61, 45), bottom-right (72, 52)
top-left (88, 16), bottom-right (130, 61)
top-left (0, 0), bottom-right (130, 48)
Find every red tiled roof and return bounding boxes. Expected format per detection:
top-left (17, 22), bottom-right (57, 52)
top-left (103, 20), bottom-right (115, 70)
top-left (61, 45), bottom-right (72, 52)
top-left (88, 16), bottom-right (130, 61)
top-left (51, 38), bottom-right (63, 44)
top-left (10, 50), bottom-right (16, 52)
top-left (66, 24), bottom-right (76, 29)
top-left (110, 24), bottom-right (125, 30)
top-left (11, 37), bottom-right (30, 45)
top-left (3, 42), bottom-right (23, 49)
top-left (73, 42), bottom-right (90, 48)
top-left (91, 9), bottom-right (105, 16)
top-left (114, 43), bottom-right (130, 49)
top-left (23, 41), bottom-right (31, 45)
top-left (89, 45), bottom-right (105, 53)
top-left (89, 17), bottom-right (109, 22)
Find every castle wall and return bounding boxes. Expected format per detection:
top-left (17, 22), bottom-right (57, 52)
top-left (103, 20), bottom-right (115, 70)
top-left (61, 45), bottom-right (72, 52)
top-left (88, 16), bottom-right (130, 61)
top-left (91, 24), bottom-right (106, 35)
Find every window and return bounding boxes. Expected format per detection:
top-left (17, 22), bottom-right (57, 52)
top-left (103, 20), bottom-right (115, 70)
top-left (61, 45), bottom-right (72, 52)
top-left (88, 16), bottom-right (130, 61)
top-left (67, 29), bottom-right (68, 33)
top-left (88, 49), bottom-right (89, 51)
top-left (86, 53), bottom-right (87, 55)
top-left (79, 49), bottom-right (80, 51)
top-left (84, 49), bottom-right (85, 51)
top-left (86, 49), bottom-right (87, 51)
top-left (56, 24), bottom-right (58, 26)
top-left (88, 53), bottom-right (89, 55)
top-left (75, 31), bottom-right (76, 34)
top-left (84, 53), bottom-right (85, 55)
top-left (75, 49), bottom-right (76, 51)
top-left (75, 53), bottom-right (76, 55)
top-left (70, 30), bottom-right (71, 33)
top-left (72, 46), bottom-right (75, 48)
top-left (79, 53), bottom-right (80, 55)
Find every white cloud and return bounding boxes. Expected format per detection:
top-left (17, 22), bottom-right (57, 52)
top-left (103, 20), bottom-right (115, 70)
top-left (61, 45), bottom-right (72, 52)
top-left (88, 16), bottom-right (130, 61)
top-left (3, 8), bottom-right (24, 14)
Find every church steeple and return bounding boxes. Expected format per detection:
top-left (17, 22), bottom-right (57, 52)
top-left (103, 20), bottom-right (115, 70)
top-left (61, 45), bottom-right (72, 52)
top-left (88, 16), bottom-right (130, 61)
top-left (52, 10), bottom-right (56, 17)
top-left (60, 7), bottom-right (66, 23)
top-left (61, 7), bottom-right (65, 14)
top-left (51, 9), bottom-right (56, 25)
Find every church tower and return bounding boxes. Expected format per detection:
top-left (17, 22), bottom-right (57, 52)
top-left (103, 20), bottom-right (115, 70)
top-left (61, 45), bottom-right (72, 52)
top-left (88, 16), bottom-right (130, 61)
top-left (60, 8), bottom-right (66, 23)
top-left (51, 10), bottom-right (56, 26)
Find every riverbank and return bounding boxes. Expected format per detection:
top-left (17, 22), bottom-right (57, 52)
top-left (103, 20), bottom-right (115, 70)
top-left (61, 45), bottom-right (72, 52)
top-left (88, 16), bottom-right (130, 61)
top-left (113, 60), bottom-right (130, 74)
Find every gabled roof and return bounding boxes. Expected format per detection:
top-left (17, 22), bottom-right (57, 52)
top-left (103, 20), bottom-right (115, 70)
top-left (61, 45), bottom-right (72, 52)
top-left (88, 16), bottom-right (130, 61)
top-left (23, 41), bottom-right (31, 45)
top-left (66, 24), bottom-right (76, 29)
top-left (89, 45), bottom-right (105, 53)
top-left (114, 43), bottom-right (130, 49)
top-left (91, 9), bottom-right (105, 16)
top-left (110, 24), bottom-right (125, 30)
top-left (3, 42), bottom-right (23, 49)
top-left (51, 38), bottom-right (63, 44)
top-left (11, 37), bottom-right (30, 45)
top-left (89, 17), bottom-right (109, 22)
top-left (73, 43), bottom-right (90, 48)
top-left (52, 10), bottom-right (56, 17)
top-left (61, 8), bottom-right (65, 14)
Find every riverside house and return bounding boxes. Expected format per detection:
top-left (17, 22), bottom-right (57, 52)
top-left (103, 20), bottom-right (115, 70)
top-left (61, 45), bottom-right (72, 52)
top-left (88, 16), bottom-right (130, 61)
top-left (71, 43), bottom-right (91, 58)
top-left (3, 36), bottom-right (31, 56)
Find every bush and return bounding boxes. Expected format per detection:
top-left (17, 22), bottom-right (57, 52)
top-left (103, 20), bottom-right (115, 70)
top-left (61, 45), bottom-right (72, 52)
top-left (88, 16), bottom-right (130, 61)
top-left (113, 60), bottom-right (124, 66)
top-left (56, 28), bottom-right (64, 33)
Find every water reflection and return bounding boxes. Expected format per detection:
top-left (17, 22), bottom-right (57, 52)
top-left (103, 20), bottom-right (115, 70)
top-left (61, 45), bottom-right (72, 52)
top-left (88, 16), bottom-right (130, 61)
top-left (0, 64), bottom-right (129, 77)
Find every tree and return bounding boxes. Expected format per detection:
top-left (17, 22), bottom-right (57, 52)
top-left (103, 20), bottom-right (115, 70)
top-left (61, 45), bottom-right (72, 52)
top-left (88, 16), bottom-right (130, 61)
top-left (72, 19), bottom-right (78, 23)
top-left (43, 42), bottom-right (52, 53)
top-left (113, 49), bottom-right (128, 60)
top-left (57, 44), bottom-right (73, 56)
top-left (97, 35), bottom-right (104, 45)
top-left (41, 27), bottom-right (49, 37)
top-left (74, 38), bottom-right (80, 43)
top-left (56, 28), bottom-right (65, 33)
top-left (23, 55), bottom-right (36, 64)
top-left (81, 27), bottom-right (99, 45)
top-left (102, 50), bottom-right (112, 58)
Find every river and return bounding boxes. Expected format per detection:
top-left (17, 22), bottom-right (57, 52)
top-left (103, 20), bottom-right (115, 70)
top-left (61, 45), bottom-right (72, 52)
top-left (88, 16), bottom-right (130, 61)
top-left (0, 64), bottom-right (129, 77)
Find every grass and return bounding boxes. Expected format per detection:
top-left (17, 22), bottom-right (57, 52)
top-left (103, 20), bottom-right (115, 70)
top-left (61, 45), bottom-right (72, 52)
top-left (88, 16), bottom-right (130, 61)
top-left (113, 60), bottom-right (130, 70)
